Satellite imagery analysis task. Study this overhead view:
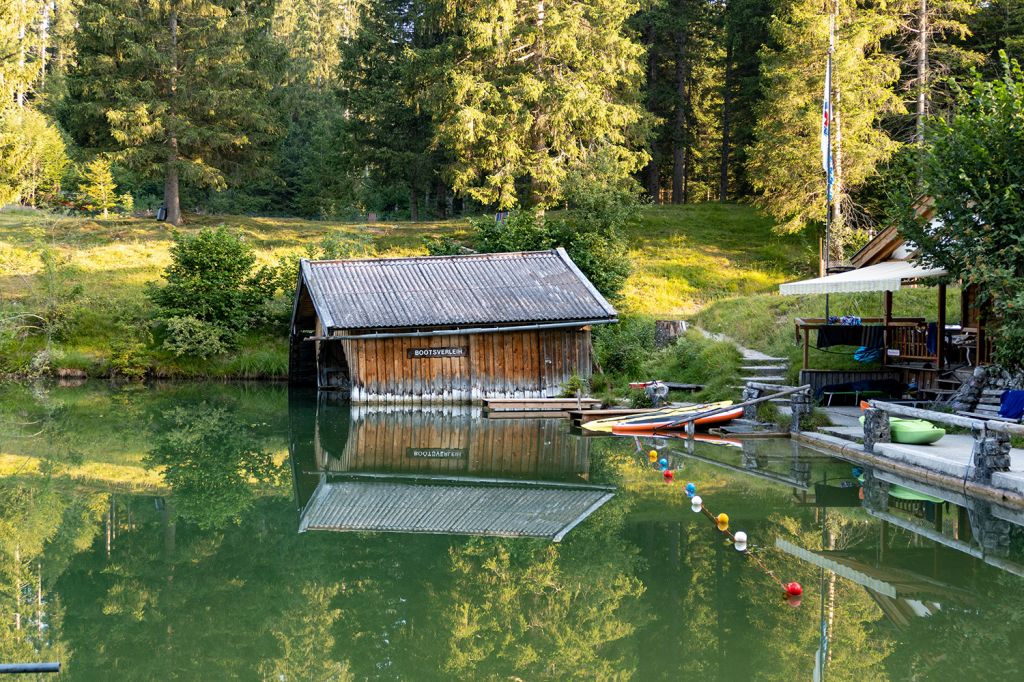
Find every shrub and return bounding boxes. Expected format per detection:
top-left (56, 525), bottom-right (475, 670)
top-left (161, 316), bottom-right (231, 358)
top-left (472, 211), bottom-right (552, 253)
top-left (559, 373), bottom-right (587, 398)
top-left (593, 316), bottom-right (655, 378)
top-left (148, 227), bottom-right (275, 337)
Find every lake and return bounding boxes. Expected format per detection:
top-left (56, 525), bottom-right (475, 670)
top-left (2, 381), bottom-right (1023, 680)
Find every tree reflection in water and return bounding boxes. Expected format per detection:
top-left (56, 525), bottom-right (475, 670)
top-left (1, 383), bottom-right (1023, 679)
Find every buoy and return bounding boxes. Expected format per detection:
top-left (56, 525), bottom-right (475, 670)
top-left (690, 495), bottom-right (703, 512)
top-left (785, 582), bottom-right (803, 597)
top-left (684, 482), bottom-right (696, 497)
top-left (648, 450), bottom-right (658, 463)
top-left (663, 470), bottom-right (674, 482)
top-left (734, 531), bottom-right (748, 552)
top-left (717, 513), bottom-right (729, 525)
top-left (786, 594), bottom-right (803, 608)
top-left (659, 458), bottom-right (669, 470)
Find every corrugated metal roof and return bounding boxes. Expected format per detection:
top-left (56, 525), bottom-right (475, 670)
top-left (300, 248), bottom-right (617, 330)
top-left (298, 479), bottom-right (614, 541)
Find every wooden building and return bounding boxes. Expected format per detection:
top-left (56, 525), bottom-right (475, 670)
top-left (289, 248), bottom-right (618, 402)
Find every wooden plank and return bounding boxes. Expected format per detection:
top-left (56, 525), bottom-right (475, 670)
top-left (484, 398), bottom-right (602, 410)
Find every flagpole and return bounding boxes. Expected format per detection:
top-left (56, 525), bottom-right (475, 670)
top-left (824, 4), bottom-right (835, 321)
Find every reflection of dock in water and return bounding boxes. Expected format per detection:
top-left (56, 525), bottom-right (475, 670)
top-left (289, 393), bottom-right (614, 541)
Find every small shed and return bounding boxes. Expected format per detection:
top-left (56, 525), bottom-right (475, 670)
top-left (289, 248), bottom-right (618, 402)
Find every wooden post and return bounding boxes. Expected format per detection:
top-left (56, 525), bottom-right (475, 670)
top-left (883, 291), bottom-right (893, 368)
top-left (802, 327), bottom-right (810, 370)
top-left (936, 282), bottom-right (946, 369)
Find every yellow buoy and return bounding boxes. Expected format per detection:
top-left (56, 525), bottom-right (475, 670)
top-left (648, 450), bottom-right (658, 463)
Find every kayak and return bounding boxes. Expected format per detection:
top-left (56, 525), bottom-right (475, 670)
top-left (613, 406), bottom-right (743, 433)
top-left (583, 401), bottom-right (733, 433)
top-left (857, 416), bottom-right (945, 445)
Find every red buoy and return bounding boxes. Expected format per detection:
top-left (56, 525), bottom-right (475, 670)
top-left (785, 582), bottom-right (803, 596)
top-left (663, 470), bottom-right (674, 482)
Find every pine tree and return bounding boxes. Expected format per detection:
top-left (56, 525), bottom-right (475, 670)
top-left (433, 0), bottom-right (650, 210)
top-left (78, 157), bottom-right (117, 217)
top-left (65, 0), bottom-right (276, 225)
top-left (748, 0), bottom-right (904, 252)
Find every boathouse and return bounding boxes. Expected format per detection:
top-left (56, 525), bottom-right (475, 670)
top-left (288, 248), bottom-right (618, 402)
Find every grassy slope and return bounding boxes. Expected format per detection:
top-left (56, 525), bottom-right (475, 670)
top-left (1, 203), bottom-right (948, 381)
top-left (0, 209), bottom-right (468, 377)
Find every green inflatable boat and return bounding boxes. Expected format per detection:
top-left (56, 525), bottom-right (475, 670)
top-left (858, 416), bottom-right (945, 445)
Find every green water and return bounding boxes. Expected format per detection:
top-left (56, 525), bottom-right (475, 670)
top-left (2, 381), bottom-right (1024, 680)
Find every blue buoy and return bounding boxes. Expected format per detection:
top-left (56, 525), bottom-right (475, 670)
top-left (685, 482), bottom-right (696, 497)
top-left (659, 458), bottom-right (669, 470)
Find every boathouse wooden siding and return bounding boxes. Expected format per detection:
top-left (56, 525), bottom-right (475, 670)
top-left (337, 328), bottom-right (591, 402)
top-left (315, 408), bottom-right (590, 479)
top-left (289, 248), bottom-right (616, 403)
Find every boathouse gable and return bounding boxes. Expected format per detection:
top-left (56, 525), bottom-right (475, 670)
top-left (288, 248), bottom-right (617, 402)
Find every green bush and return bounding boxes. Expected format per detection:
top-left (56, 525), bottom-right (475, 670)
top-left (559, 373), bottom-right (587, 398)
top-left (161, 316), bottom-right (231, 358)
top-left (148, 227), bottom-right (275, 339)
top-left (472, 211), bottom-right (553, 253)
top-left (450, 183), bottom-right (635, 301)
top-left (593, 316), bottom-right (655, 378)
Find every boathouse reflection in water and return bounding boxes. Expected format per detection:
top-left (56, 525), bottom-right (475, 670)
top-left (288, 391), bottom-right (614, 540)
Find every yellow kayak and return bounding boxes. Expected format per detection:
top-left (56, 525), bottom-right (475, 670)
top-left (582, 401), bottom-right (734, 433)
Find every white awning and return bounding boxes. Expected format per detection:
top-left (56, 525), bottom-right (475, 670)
top-left (779, 260), bottom-right (947, 296)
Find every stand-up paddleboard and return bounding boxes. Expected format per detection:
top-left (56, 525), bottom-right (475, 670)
top-left (612, 405), bottom-right (743, 433)
top-left (583, 401), bottom-right (733, 433)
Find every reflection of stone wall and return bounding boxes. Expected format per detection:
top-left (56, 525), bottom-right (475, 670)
top-left (314, 407), bottom-right (591, 481)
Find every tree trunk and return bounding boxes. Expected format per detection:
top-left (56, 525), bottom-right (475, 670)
top-left (164, 8), bottom-right (182, 225)
top-left (16, 0), bottom-right (26, 107)
top-left (645, 24), bottom-right (660, 203)
top-left (409, 185), bottom-right (419, 222)
top-left (37, 1), bottom-right (49, 88)
top-left (528, 1), bottom-right (547, 210)
top-left (719, 33), bottom-right (733, 201)
top-left (671, 31), bottom-right (687, 204)
top-left (916, 0), bottom-right (928, 145)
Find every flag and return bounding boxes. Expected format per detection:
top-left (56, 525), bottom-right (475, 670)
top-left (821, 56), bottom-right (833, 201)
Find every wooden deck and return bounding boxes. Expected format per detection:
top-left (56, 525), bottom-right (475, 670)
top-left (483, 398), bottom-right (602, 412)
top-left (567, 408), bottom-right (655, 428)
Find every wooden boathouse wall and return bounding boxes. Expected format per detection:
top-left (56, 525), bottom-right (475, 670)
top-left (330, 328), bottom-right (591, 403)
top-left (314, 407), bottom-right (591, 480)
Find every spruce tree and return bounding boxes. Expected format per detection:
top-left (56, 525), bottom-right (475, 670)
top-left (78, 157), bottom-right (118, 217)
top-left (65, 0), bottom-right (275, 225)
top-left (748, 0), bottom-right (904, 252)
top-left (432, 0), bottom-right (650, 210)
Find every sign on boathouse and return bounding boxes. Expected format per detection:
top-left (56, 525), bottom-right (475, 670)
top-left (407, 346), bottom-right (468, 359)
top-left (288, 248), bottom-right (618, 403)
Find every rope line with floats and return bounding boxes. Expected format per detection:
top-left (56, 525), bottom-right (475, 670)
top-left (645, 449), bottom-right (804, 605)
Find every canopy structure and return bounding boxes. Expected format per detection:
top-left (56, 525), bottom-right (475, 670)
top-left (779, 260), bottom-right (947, 296)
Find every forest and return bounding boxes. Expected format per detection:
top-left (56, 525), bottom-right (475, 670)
top-left (1, 0), bottom-right (1022, 248)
